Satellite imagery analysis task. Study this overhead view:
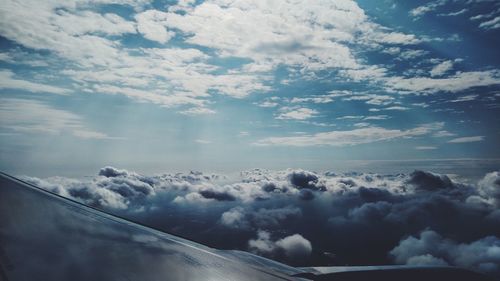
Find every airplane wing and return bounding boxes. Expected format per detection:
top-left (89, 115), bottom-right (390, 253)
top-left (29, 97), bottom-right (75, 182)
top-left (0, 172), bottom-right (493, 281)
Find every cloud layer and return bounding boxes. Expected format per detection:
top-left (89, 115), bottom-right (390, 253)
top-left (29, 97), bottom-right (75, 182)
top-left (21, 166), bottom-right (500, 276)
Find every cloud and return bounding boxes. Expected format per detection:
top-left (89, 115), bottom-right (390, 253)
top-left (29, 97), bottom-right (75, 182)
top-left (220, 207), bottom-right (248, 228)
top-left (220, 206), bottom-right (302, 229)
top-left (276, 107), bottom-right (318, 120)
top-left (52, 10), bottom-right (136, 36)
top-left (449, 94), bottom-right (479, 103)
top-left (430, 60), bottom-right (454, 77)
top-left (416, 146), bottom-right (437, 150)
top-left (21, 175), bottom-right (131, 209)
top-left (448, 136), bottom-right (485, 143)
top-left (337, 115), bottom-right (364, 120)
top-left (384, 106), bottom-right (410, 111)
top-left (254, 123), bottom-right (444, 147)
top-left (405, 170), bottom-right (455, 192)
top-left (257, 101), bottom-right (279, 108)
top-left (390, 229), bottom-right (500, 275)
top-left (1, 0), bottom-right (494, 122)
top-left (340, 93), bottom-right (395, 106)
top-left (195, 139), bottom-right (212, 144)
top-left (163, 0), bottom-right (374, 73)
top-left (433, 130), bottom-right (456, 137)
top-left (479, 16), bottom-right (500, 30)
top-left (291, 96), bottom-right (334, 104)
top-left (0, 0), bottom-right (273, 111)
top-left (471, 8), bottom-right (500, 30)
top-left (248, 230), bottom-right (312, 261)
top-left (0, 70), bottom-right (70, 95)
top-left (439, 9), bottom-right (468, 17)
top-left (248, 230), bottom-right (276, 254)
top-left (386, 70), bottom-right (500, 94)
top-left (410, 0), bottom-right (448, 18)
top-left (93, 85), bottom-right (206, 108)
top-left (477, 171), bottom-right (500, 206)
top-left (199, 189), bottom-right (236, 201)
top-left (287, 170), bottom-right (325, 191)
top-left (364, 115), bottom-right (390, 120)
top-left (180, 107), bottom-right (217, 116)
top-left (99, 166), bottom-right (130, 178)
top-left (0, 98), bottom-right (112, 139)
top-left (396, 49), bottom-right (429, 60)
top-left (275, 234), bottom-right (313, 259)
top-left (135, 10), bottom-right (175, 43)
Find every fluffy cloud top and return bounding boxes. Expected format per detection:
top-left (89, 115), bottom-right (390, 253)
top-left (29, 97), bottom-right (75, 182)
top-left (248, 230), bottom-right (312, 261)
top-left (135, 10), bottom-right (174, 43)
top-left (391, 229), bottom-right (500, 274)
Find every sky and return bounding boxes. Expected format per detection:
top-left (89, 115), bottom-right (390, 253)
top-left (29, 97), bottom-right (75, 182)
top-left (0, 0), bottom-right (500, 176)
top-left (1, 1), bottom-right (500, 277)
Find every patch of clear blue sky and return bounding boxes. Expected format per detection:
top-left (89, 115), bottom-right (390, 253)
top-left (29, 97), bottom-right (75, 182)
top-left (0, 0), bottom-right (499, 176)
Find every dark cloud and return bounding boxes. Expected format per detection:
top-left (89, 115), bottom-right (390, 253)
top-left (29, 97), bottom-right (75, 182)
top-left (199, 189), bottom-right (236, 201)
top-left (287, 170), bottom-right (325, 191)
top-left (298, 189), bottom-right (315, 200)
top-left (406, 170), bottom-right (455, 191)
top-left (220, 206), bottom-right (302, 229)
top-left (357, 186), bottom-right (394, 202)
top-left (98, 166), bottom-right (130, 178)
top-left (261, 182), bottom-right (278, 192)
top-left (21, 168), bottom-right (500, 278)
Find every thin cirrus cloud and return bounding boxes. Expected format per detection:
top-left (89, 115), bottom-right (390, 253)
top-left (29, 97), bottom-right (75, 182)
top-left (448, 136), bottom-right (485, 143)
top-left (0, 98), bottom-right (113, 139)
top-left (276, 107), bottom-right (319, 120)
top-left (415, 146), bottom-right (437, 150)
top-left (254, 123), bottom-right (444, 147)
top-left (0, 70), bottom-right (70, 95)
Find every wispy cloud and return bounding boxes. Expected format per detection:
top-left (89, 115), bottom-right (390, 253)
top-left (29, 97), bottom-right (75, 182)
top-left (180, 107), bottom-right (216, 116)
top-left (410, 0), bottom-right (448, 18)
top-left (386, 70), bottom-right (500, 94)
top-left (415, 146), bottom-right (437, 150)
top-left (438, 9), bottom-right (468, 17)
top-left (255, 123), bottom-right (444, 147)
top-left (0, 70), bottom-right (70, 95)
top-left (479, 16), bottom-right (500, 30)
top-left (0, 98), bottom-right (113, 139)
top-left (276, 107), bottom-right (318, 120)
top-left (433, 130), bottom-right (456, 138)
top-left (195, 139), bottom-right (212, 144)
top-left (449, 94), bottom-right (478, 103)
top-left (430, 60), bottom-right (454, 77)
top-left (448, 136), bottom-right (485, 143)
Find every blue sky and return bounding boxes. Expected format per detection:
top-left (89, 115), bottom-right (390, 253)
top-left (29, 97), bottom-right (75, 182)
top-left (0, 0), bottom-right (499, 176)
